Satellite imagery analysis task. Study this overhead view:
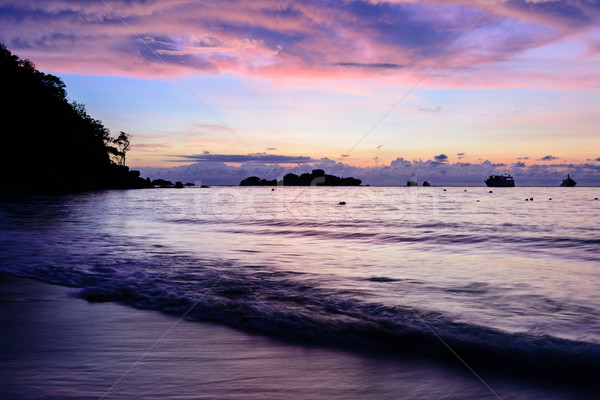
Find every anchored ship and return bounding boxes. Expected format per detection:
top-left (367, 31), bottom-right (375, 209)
top-left (560, 174), bottom-right (576, 187)
top-left (485, 174), bottom-right (515, 187)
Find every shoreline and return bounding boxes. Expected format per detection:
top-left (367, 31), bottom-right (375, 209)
top-left (0, 273), bottom-right (596, 399)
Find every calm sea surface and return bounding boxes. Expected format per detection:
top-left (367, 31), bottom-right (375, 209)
top-left (1, 187), bottom-right (600, 396)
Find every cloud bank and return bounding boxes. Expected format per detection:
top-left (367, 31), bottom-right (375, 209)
top-left (174, 154), bottom-right (315, 164)
top-left (139, 156), bottom-right (600, 186)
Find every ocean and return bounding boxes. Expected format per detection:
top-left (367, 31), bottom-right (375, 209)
top-left (1, 186), bottom-right (599, 398)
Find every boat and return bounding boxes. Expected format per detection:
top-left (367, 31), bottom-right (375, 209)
top-left (560, 174), bottom-right (576, 187)
top-left (407, 172), bottom-right (418, 186)
top-left (485, 174), bottom-right (515, 187)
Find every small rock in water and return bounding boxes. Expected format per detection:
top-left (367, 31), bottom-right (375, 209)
top-left (489, 191), bottom-right (493, 193)
top-left (85, 292), bottom-right (109, 302)
top-left (595, 198), bottom-right (599, 200)
top-left (549, 198), bottom-right (552, 200)
top-left (338, 201), bottom-right (346, 205)
top-left (525, 199), bottom-right (529, 201)
top-left (530, 198), bottom-right (534, 201)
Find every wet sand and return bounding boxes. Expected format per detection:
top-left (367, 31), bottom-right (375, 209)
top-left (0, 274), bottom-right (592, 399)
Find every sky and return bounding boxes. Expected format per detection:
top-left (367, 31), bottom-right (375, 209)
top-left (1, 0), bottom-right (599, 185)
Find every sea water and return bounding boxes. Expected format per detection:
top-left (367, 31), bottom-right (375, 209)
top-left (1, 187), bottom-right (599, 396)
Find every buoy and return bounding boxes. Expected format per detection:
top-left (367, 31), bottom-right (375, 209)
top-left (271, 188), bottom-right (275, 191)
top-left (489, 191), bottom-right (493, 193)
top-left (476, 200), bottom-right (480, 202)
top-left (530, 198), bottom-right (533, 201)
top-left (525, 199), bottom-right (529, 201)
top-left (595, 198), bottom-right (599, 200)
top-left (338, 201), bottom-right (346, 205)
top-left (443, 189), bottom-right (447, 191)
top-left (549, 198), bottom-right (552, 200)
top-left (464, 189), bottom-right (467, 192)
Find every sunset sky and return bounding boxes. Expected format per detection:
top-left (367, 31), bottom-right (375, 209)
top-left (1, 0), bottom-right (599, 185)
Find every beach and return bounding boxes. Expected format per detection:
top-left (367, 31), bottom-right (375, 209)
top-left (0, 273), bottom-right (596, 400)
top-left (0, 274), bottom-right (479, 399)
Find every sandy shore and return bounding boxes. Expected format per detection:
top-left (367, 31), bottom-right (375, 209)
top-left (0, 274), bottom-right (594, 400)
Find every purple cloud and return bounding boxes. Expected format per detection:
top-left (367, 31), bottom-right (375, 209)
top-left (503, 0), bottom-right (600, 28)
top-left (333, 62), bottom-right (403, 69)
top-left (173, 153), bottom-right (315, 164)
top-left (538, 155), bottom-right (559, 161)
top-left (434, 154), bottom-right (449, 163)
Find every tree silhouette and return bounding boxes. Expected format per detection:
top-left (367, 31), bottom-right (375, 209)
top-left (0, 42), bottom-right (151, 190)
top-left (112, 131), bottom-right (131, 166)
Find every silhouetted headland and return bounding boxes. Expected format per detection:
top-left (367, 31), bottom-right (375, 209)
top-left (0, 43), bottom-right (154, 192)
top-left (240, 169), bottom-right (361, 186)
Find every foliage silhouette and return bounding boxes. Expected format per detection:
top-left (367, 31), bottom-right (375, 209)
top-left (0, 43), bottom-right (150, 190)
top-left (112, 131), bottom-right (131, 167)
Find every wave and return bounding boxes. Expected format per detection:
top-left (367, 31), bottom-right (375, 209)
top-left (167, 214), bottom-right (600, 261)
top-left (82, 276), bottom-right (600, 386)
top-left (220, 224), bottom-right (600, 262)
top-left (4, 256), bottom-right (599, 387)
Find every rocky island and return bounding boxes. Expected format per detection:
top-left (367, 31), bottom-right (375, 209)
top-left (240, 169), bottom-right (361, 186)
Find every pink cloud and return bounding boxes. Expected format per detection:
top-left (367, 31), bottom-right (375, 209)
top-left (131, 143), bottom-right (171, 153)
top-left (0, 0), bottom-right (598, 87)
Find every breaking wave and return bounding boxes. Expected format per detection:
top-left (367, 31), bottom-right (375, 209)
top-left (3, 254), bottom-right (599, 385)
